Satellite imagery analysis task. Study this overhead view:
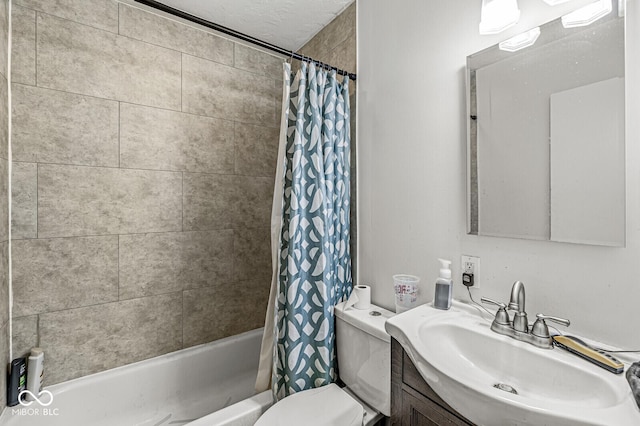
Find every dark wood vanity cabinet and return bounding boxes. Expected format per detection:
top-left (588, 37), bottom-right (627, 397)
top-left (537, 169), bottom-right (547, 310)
top-left (390, 338), bottom-right (474, 426)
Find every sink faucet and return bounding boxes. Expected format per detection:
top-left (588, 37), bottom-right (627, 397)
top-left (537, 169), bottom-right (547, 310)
top-left (481, 281), bottom-right (570, 349)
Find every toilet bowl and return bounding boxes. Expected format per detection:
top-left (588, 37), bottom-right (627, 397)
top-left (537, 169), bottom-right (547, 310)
top-left (254, 383), bottom-right (363, 426)
top-left (255, 302), bottom-right (395, 426)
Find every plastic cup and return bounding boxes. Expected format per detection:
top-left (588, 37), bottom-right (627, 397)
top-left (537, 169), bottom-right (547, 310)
top-left (393, 274), bottom-right (420, 313)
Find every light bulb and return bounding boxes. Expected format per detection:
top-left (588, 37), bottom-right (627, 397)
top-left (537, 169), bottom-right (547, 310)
top-left (479, 0), bottom-right (521, 35)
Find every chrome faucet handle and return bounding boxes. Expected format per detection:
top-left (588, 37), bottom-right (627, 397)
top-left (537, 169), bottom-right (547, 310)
top-left (480, 297), bottom-right (510, 325)
top-left (480, 297), bottom-right (505, 308)
top-left (531, 313), bottom-right (571, 338)
top-left (536, 314), bottom-right (570, 327)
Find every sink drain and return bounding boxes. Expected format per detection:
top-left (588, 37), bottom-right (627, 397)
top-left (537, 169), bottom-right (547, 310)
top-left (493, 383), bottom-right (518, 395)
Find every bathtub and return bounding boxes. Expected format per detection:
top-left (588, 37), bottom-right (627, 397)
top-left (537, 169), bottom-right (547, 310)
top-left (0, 328), bottom-right (274, 426)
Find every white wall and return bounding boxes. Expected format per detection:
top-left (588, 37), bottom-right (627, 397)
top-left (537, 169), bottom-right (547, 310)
top-left (357, 0), bottom-right (640, 348)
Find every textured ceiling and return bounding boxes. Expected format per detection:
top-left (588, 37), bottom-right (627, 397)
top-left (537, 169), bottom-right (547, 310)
top-left (153, 0), bottom-right (354, 51)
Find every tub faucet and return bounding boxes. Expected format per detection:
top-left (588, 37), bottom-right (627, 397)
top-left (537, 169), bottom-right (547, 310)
top-left (508, 281), bottom-right (528, 333)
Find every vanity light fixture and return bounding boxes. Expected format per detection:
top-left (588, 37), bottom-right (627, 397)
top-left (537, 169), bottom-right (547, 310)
top-left (498, 27), bottom-right (541, 52)
top-left (561, 0), bottom-right (612, 28)
top-left (479, 0), bottom-right (521, 34)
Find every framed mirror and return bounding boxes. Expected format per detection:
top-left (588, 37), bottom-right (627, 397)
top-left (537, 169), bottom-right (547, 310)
top-left (466, 2), bottom-right (625, 246)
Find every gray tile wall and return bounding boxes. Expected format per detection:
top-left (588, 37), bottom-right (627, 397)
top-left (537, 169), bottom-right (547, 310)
top-left (298, 2), bottom-right (357, 282)
top-left (10, 0), bottom-right (282, 384)
top-left (299, 3), bottom-right (357, 85)
top-left (11, 6), bottom-right (35, 86)
top-left (0, 0), bottom-right (8, 409)
top-left (12, 85), bottom-right (119, 166)
top-left (181, 54), bottom-right (276, 125)
top-left (37, 13), bottom-right (182, 110)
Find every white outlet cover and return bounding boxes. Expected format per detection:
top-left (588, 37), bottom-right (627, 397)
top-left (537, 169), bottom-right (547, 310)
top-left (461, 255), bottom-right (480, 289)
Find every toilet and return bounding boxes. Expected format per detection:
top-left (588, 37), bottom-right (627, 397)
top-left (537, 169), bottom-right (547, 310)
top-left (255, 301), bottom-right (395, 426)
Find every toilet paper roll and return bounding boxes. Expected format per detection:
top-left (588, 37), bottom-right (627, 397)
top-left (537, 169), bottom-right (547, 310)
top-left (345, 285), bottom-right (371, 310)
top-left (354, 285), bottom-right (371, 309)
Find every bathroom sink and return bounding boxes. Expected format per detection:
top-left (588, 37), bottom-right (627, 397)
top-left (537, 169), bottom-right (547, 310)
top-left (385, 301), bottom-right (639, 425)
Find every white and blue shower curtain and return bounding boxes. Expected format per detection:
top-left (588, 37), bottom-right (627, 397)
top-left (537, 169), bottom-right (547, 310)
top-left (256, 61), bottom-right (352, 399)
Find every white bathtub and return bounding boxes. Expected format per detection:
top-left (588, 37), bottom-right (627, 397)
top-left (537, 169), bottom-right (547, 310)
top-left (0, 328), bottom-right (273, 426)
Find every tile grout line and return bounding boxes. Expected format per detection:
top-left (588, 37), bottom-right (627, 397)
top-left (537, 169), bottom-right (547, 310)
top-left (12, 227), bottom-right (242, 242)
top-left (7, 0), bottom-right (13, 363)
top-left (11, 83), bottom-right (280, 130)
top-left (36, 314), bottom-right (40, 347)
top-left (35, 162), bottom-right (38, 239)
top-left (117, 102), bottom-right (121, 167)
top-left (231, 227), bottom-right (236, 282)
top-left (32, 6), bottom-right (119, 36)
top-left (233, 121), bottom-right (237, 179)
top-left (27, 160), bottom-right (274, 179)
top-left (27, 290), bottom-right (184, 317)
top-left (117, 234), bottom-right (120, 301)
top-left (34, 11), bottom-right (37, 87)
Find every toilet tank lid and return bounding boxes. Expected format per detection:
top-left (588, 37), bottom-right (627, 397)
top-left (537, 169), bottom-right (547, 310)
top-left (335, 302), bottom-right (395, 343)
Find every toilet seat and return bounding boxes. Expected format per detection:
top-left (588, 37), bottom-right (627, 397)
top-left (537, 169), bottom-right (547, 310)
top-left (255, 383), bottom-right (363, 426)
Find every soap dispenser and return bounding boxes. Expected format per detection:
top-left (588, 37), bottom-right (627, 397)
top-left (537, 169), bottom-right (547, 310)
top-left (433, 259), bottom-right (453, 310)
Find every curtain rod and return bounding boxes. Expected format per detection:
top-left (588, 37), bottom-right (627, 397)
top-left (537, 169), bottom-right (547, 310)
top-left (132, 0), bottom-right (357, 81)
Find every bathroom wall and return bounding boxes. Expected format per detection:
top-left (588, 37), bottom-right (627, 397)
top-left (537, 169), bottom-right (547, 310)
top-left (10, 0), bottom-right (281, 384)
top-left (358, 0), bottom-right (640, 348)
top-left (0, 0), bottom-right (9, 409)
top-left (299, 2), bottom-right (358, 280)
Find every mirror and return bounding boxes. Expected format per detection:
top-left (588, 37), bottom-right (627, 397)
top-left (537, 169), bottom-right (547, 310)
top-left (466, 4), bottom-right (625, 246)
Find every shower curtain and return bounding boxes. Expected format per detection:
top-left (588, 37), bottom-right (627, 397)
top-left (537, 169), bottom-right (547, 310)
top-left (256, 61), bottom-right (352, 399)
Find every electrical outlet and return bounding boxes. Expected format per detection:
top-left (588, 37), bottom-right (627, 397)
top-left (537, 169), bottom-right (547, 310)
top-left (461, 255), bottom-right (480, 288)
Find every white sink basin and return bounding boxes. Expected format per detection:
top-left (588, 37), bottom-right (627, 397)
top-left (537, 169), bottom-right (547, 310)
top-left (385, 301), bottom-right (639, 425)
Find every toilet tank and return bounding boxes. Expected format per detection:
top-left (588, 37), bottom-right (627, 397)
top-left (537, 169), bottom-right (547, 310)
top-left (335, 302), bottom-right (395, 417)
